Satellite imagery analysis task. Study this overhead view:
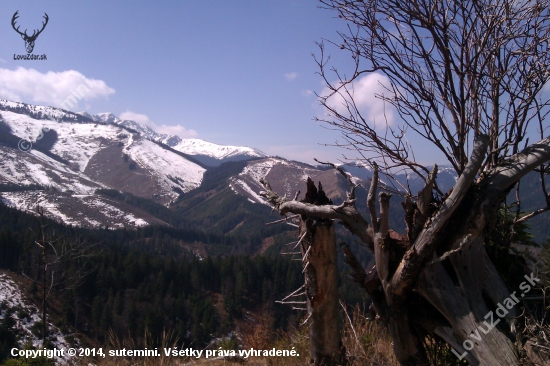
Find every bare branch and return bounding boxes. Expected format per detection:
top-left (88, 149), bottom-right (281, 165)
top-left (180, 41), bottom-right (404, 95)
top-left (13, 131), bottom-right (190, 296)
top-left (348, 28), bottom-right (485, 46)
top-left (391, 134), bottom-right (489, 297)
top-left (275, 301), bottom-right (307, 305)
top-left (265, 214), bottom-right (300, 226)
top-left (514, 206), bottom-right (550, 224)
top-left (314, 158), bottom-right (357, 200)
top-left (260, 177), bottom-right (373, 246)
top-left (280, 286), bottom-right (306, 302)
top-left (484, 136), bottom-right (550, 194)
top-left (367, 162), bottom-right (379, 232)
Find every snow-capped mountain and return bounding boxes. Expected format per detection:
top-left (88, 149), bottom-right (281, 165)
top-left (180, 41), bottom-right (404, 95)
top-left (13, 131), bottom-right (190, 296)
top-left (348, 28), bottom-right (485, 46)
top-left (81, 112), bottom-right (170, 142)
top-left (340, 160), bottom-right (459, 195)
top-left (78, 111), bottom-right (267, 166)
top-left (0, 100), bottom-right (206, 227)
top-left (170, 138), bottom-right (266, 166)
top-left (229, 157), bottom-right (353, 205)
top-left (0, 99), bottom-right (452, 233)
top-left (0, 100), bottom-right (93, 124)
top-left (1, 108), bottom-right (205, 195)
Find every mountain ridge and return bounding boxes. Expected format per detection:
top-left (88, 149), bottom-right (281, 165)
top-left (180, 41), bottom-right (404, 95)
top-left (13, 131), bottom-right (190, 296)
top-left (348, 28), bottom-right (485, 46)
top-left (1, 99), bottom-right (548, 242)
top-left (77, 110), bottom-right (268, 166)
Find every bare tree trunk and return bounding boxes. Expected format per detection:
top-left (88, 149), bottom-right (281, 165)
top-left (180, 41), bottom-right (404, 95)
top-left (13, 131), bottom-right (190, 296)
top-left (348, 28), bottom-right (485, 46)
top-left (37, 208), bottom-right (47, 348)
top-left (300, 179), bottom-right (343, 365)
top-left (301, 217), bottom-right (342, 365)
top-left (415, 197), bottom-right (519, 365)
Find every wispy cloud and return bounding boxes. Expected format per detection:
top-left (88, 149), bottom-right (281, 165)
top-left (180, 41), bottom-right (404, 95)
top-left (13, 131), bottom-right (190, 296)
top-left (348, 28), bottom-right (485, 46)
top-left (285, 72), bottom-right (298, 81)
top-left (119, 111), bottom-right (150, 125)
top-left (0, 67), bottom-right (115, 107)
top-left (120, 110), bottom-right (198, 139)
top-left (301, 89), bottom-right (313, 97)
top-left (321, 73), bottom-right (395, 126)
top-left (264, 144), bottom-right (344, 164)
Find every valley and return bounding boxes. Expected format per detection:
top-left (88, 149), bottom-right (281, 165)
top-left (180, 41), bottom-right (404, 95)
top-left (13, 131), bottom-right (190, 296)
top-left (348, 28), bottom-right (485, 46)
top-left (0, 100), bottom-right (548, 365)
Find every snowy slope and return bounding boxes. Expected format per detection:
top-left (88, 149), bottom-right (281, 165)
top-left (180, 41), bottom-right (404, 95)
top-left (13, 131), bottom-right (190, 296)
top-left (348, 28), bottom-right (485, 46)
top-left (0, 100), bottom-right (93, 124)
top-left (0, 191), bottom-right (166, 229)
top-left (86, 112), bottom-right (166, 142)
top-left (78, 111), bottom-right (267, 165)
top-left (171, 138), bottom-right (265, 160)
top-left (0, 101), bottom-right (206, 227)
top-left (0, 272), bottom-right (74, 364)
top-left (1, 109), bottom-right (205, 197)
top-left (229, 158), bottom-right (357, 205)
top-left (125, 137), bottom-right (205, 193)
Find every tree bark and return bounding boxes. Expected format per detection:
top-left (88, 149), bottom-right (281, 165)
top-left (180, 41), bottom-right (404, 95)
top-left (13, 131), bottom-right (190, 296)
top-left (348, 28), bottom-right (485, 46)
top-left (296, 178), bottom-right (343, 365)
top-left (301, 216), bottom-right (342, 365)
top-left (417, 247), bottom-right (518, 365)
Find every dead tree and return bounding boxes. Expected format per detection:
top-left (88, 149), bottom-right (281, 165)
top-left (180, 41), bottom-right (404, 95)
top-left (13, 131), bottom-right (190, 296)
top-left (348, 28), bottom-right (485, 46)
top-left (271, 178), bottom-right (343, 365)
top-left (260, 1), bottom-right (550, 363)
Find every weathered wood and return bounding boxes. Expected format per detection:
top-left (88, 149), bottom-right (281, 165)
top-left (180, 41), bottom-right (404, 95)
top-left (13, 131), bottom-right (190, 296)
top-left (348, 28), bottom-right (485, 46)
top-left (372, 191), bottom-right (428, 365)
top-left (301, 218), bottom-right (341, 365)
top-left (375, 192), bottom-right (391, 286)
top-left (402, 195), bottom-right (416, 243)
top-left (412, 165), bottom-right (437, 241)
top-left (484, 136), bottom-right (550, 193)
top-left (339, 242), bottom-right (388, 323)
top-left (259, 177), bottom-right (373, 247)
top-left (391, 135), bottom-right (489, 298)
top-left (417, 248), bottom-right (518, 365)
top-left (524, 337), bottom-right (550, 366)
top-left (367, 161), bottom-right (379, 233)
top-left (298, 178), bottom-right (343, 365)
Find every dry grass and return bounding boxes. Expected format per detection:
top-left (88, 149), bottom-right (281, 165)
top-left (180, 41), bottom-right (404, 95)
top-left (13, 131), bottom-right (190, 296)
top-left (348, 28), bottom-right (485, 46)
top-left (73, 306), bottom-right (400, 366)
top-left (235, 307), bottom-right (274, 351)
top-left (519, 282), bottom-right (550, 365)
top-left (341, 305), bottom-right (397, 366)
top-left (75, 329), bottom-right (179, 366)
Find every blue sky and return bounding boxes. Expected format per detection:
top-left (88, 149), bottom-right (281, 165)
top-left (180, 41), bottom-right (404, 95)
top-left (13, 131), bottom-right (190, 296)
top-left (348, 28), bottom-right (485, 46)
top-left (0, 1), bottom-right (365, 164)
top-left (1, 2), bottom-right (548, 168)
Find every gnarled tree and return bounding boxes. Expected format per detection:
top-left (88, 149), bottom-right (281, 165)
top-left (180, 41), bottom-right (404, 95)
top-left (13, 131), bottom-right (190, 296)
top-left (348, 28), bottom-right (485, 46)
top-left (261, 0), bottom-right (550, 364)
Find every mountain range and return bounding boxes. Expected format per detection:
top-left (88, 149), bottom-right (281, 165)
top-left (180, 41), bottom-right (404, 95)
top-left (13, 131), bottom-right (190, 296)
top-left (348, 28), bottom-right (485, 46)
top-left (0, 99), bottom-right (548, 242)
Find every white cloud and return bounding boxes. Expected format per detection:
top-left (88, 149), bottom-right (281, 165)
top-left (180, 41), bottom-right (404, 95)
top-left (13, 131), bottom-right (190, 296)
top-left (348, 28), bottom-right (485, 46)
top-left (321, 73), bottom-right (394, 126)
top-left (119, 111), bottom-right (151, 125)
top-left (264, 144), bottom-right (344, 165)
top-left (0, 67), bottom-right (115, 108)
top-left (285, 72), bottom-right (298, 81)
top-left (301, 89), bottom-right (314, 97)
top-left (120, 110), bottom-right (198, 139)
top-left (155, 124), bottom-right (198, 138)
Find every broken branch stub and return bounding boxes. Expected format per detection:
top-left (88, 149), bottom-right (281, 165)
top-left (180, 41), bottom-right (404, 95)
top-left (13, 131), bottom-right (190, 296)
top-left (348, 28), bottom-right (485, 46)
top-left (259, 176), bottom-right (373, 247)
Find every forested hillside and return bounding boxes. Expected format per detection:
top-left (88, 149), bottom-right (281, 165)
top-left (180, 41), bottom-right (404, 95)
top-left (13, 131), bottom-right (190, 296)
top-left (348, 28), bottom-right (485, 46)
top-left (0, 199), bottom-right (371, 364)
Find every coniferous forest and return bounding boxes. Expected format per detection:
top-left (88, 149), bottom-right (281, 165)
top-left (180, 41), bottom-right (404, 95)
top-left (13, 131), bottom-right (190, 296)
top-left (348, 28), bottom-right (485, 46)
top-left (0, 199), bottom-right (371, 364)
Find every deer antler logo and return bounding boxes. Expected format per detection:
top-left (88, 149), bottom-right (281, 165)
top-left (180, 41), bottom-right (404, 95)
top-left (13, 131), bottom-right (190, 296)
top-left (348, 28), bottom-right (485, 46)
top-left (12, 11), bottom-right (49, 54)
